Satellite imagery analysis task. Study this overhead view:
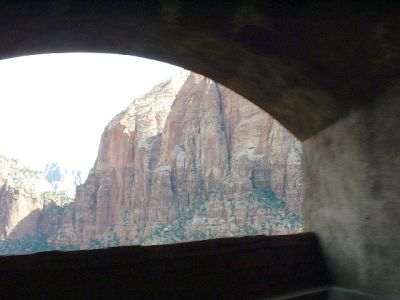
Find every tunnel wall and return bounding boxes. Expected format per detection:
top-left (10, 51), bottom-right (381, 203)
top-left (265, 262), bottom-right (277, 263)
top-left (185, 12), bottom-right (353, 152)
top-left (303, 84), bottom-right (400, 298)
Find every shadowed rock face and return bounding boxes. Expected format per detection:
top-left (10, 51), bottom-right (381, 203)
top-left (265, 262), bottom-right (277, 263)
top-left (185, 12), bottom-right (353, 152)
top-left (0, 157), bottom-right (77, 253)
top-left (0, 182), bottom-right (42, 239)
top-left (76, 72), bottom-right (302, 248)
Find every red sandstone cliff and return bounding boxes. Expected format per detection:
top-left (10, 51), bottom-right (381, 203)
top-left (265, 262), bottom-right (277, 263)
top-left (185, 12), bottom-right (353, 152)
top-left (0, 71), bottom-right (302, 253)
top-left (76, 72), bottom-right (302, 248)
top-left (0, 157), bottom-right (44, 240)
top-left (0, 157), bottom-right (77, 253)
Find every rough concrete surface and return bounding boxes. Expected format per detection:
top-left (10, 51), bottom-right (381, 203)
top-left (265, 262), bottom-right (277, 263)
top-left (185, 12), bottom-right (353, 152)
top-left (304, 84), bottom-right (400, 298)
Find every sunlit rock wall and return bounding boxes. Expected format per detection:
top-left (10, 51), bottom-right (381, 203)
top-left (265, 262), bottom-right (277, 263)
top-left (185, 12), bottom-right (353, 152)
top-left (76, 72), bottom-right (302, 248)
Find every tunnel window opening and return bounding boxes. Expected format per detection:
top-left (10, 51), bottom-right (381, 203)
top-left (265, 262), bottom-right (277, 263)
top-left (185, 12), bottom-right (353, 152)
top-left (0, 53), bottom-right (303, 255)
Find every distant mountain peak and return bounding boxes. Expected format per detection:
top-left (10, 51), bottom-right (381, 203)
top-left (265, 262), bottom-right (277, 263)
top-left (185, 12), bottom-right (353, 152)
top-left (42, 162), bottom-right (82, 186)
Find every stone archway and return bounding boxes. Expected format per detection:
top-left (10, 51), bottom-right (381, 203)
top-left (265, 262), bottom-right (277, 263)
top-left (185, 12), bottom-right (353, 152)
top-left (1, 1), bottom-right (398, 140)
top-left (1, 1), bottom-right (400, 298)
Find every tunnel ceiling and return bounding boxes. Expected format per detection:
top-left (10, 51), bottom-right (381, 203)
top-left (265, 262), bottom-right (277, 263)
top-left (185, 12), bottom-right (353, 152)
top-left (0, 1), bottom-right (399, 140)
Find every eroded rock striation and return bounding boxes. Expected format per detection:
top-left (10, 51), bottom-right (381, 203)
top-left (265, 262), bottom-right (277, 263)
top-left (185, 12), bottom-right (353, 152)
top-left (0, 71), bottom-right (302, 254)
top-left (76, 72), bottom-right (303, 248)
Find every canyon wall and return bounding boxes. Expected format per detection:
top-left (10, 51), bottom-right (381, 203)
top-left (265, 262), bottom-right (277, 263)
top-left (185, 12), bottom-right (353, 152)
top-left (0, 157), bottom-right (77, 254)
top-left (76, 72), bottom-right (302, 248)
top-left (0, 71), bottom-right (302, 253)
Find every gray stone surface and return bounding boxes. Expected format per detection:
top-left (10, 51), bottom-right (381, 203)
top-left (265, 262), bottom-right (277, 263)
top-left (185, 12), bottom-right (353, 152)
top-left (328, 287), bottom-right (400, 300)
top-left (304, 84), bottom-right (400, 298)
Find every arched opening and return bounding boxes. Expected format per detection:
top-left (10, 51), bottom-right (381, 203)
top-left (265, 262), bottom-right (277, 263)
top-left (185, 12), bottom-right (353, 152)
top-left (1, 2), bottom-right (399, 299)
top-left (0, 1), bottom-right (358, 141)
top-left (0, 53), bottom-right (303, 254)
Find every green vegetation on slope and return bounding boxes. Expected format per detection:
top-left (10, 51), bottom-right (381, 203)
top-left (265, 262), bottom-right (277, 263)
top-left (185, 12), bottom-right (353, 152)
top-left (141, 188), bottom-right (303, 245)
top-left (0, 233), bottom-right (54, 255)
top-left (40, 190), bottom-right (73, 207)
top-left (89, 228), bottom-right (121, 249)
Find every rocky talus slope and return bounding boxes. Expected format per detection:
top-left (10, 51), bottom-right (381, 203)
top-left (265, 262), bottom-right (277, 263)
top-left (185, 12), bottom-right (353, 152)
top-left (76, 72), bottom-right (302, 248)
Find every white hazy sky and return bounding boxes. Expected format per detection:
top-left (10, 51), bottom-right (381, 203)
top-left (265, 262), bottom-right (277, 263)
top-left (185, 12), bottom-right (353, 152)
top-left (0, 53), bottom-right (182, 176)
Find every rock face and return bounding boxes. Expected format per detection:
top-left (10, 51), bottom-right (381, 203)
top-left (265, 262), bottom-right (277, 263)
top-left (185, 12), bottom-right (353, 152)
top-left (76, 72), bottom-right (303, 248)
top-left (0, 157), bottom-right (45, 239)
top-left (0, 71), bottom-right (302, 254)
top-left (0, 178), bottom-right (42, 240)
top-left (0, 156), bottom-right (78, 254)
